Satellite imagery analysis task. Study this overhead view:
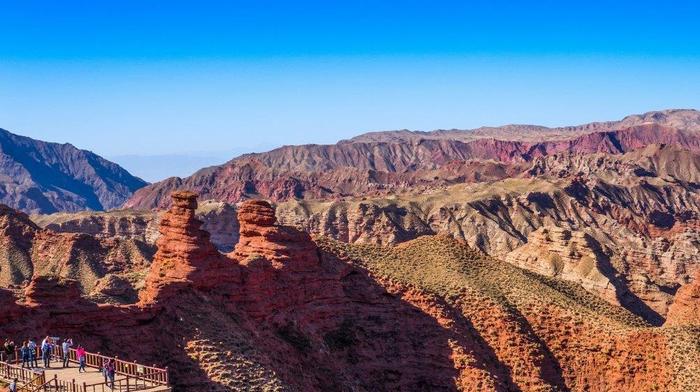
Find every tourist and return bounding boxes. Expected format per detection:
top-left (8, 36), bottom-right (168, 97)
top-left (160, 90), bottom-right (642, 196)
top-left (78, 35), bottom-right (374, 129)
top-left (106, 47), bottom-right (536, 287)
top-left (106, 358), bottom-right (116, 389)
top-left (7, 340), bottom-right (19, 362)
top-left (50, 337), bottom-right (57, 362)
top-left (102, 357), bottom-right (109, 384)
top-left (8, 340), bottom-right (15, 363)
top-left (3, 339), bottom-right (15, 363)
top-left (20, 342), bottom-right (31, 368)
top-left (61, 338), bottom-right (73, 368)
top-left (8, 378), bottom-right (17, 392)
top-left (27, 338), bottom-right (37, 368)
top-left (41, 336), bottom-right (51, 368)
top-left (76, 345), bottom-right (87, 373)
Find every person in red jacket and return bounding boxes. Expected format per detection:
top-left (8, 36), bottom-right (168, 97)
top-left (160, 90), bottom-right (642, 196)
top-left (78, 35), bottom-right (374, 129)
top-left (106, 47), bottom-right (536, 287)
top-left (76, 346), bottom-right (87, 373)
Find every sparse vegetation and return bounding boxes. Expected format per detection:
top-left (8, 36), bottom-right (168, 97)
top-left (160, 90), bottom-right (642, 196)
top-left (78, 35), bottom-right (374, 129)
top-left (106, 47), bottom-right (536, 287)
top-left (317, 234), bottom-right (647, 330)
top-left (315, 233), bottom-right (700, 390)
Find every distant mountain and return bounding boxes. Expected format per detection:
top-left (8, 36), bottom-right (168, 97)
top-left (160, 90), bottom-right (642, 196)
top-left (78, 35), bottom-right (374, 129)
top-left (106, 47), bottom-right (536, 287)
top-left (0, 128), bottom-right (148, 214)
top-left (125, 109), bottom-right (700, 210)
top-left (348, 108), bottom-right (700, 143)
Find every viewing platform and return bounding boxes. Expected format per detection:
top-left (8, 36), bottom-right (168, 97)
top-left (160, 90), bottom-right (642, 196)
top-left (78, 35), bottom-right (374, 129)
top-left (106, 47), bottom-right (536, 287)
top-left (0, 345), bottom-right (170, 391)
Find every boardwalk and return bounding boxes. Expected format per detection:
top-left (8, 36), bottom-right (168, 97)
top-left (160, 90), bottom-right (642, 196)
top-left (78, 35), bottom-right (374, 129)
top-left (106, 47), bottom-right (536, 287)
top-left (43, 360), bottom-right (107, 386)
top-left (0, 346), bottom-right (170, 391)
top-left (42, 359), bottom-right (170, 391)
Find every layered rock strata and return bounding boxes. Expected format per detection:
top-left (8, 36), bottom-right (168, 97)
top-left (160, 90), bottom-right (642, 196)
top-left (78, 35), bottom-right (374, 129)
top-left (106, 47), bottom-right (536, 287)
top-left (126, 110), bottom-right (700, 211)
top-left (505, 227), bottom-right (618, 303)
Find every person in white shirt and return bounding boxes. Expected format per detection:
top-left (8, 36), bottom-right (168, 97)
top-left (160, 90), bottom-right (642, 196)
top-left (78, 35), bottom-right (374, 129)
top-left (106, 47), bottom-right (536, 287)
top-left (61, 338), bottom-right (73, 368)
top-left (9, 378), bottom-right (18, 392)
top-left (27, 339), bottom-right (37, 368)
top-left (41, 336), bottom-right (51, 368)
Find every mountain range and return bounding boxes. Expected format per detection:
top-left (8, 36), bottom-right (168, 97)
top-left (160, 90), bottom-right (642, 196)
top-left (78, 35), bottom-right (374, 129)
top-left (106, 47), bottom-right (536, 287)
top-left (124, 109), bottom-right (700, 209)
top-left (3, 109), bottom-right (698, 214)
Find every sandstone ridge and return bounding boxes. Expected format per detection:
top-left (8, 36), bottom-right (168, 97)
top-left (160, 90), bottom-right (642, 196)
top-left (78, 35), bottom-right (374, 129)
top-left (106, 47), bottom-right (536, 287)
top-left (233, 199), bottom-right (319, 270)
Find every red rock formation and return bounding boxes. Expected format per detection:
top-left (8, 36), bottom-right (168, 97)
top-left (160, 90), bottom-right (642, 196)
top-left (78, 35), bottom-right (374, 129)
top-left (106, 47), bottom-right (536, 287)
top-left (666, 272), bottom-right (700, 326)
top-left (0, 288), bottom-right (22, 324)
top-left (2, 192), bottom-right (699, 390)
top-left (229, 199), bottom-right (336, 322)
top-left (24, 276), bottom-right (84, 307)
top-left (232, 199), bottom-right (319, 270)
top-left (140, 191), bottom-right (239, 303)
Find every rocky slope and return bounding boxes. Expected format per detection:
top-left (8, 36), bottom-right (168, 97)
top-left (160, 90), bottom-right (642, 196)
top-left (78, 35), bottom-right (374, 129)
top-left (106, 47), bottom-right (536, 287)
top-left (0, 127), bottom-right (147, 214)
top-left (1, 192), bottom-right (698, 391)
top-left (504, 226), bottom-right (619, 304)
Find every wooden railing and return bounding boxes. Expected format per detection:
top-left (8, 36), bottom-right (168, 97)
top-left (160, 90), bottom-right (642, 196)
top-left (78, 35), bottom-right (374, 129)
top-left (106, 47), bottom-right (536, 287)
top-left (0, 361), bottom-right (45, 386)
top-left (16, 374), bottom-right (170, 392)
top-left (17, 374), bottom-right (58, 392)
top-left (54, 347), bottom-right (169, 386)
top-left (78, 375), bottom-right (171, 392)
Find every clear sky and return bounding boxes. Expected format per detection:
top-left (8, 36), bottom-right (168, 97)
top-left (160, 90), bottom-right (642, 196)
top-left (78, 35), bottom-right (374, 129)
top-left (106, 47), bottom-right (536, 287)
top-left (1, 1), bottom-right (699, 180)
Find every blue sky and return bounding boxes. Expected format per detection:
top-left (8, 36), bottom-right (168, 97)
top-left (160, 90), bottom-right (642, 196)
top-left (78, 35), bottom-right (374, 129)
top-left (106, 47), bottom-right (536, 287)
top-left (1, 1), bottom-right (699, 180)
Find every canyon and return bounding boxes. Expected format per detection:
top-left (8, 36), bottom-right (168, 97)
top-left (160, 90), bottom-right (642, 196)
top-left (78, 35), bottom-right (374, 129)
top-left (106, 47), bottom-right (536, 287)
top-left (36, 143), bottom-right (700, 326)
top-left (1, 109), bottom-right (700, 390)
top-left (1, 191), bottom-right (698, 391)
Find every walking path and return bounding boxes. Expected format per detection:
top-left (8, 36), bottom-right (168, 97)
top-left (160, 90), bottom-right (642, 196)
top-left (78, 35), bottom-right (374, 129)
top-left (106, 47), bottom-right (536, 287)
top-left (43, 360), bottom-right (106, 386)
top-left (42, 359), bottom-right (170, 391)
